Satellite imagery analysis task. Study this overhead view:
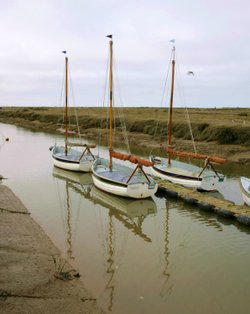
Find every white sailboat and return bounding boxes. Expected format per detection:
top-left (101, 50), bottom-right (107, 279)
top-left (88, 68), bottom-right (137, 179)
top-left (92, 35), bottom-right (158, 199)
top-left (150, 43), bottom-right (226, 191)
top-left (51, 52), bottom-right (96, 172)
top-left (240, 177), bottom-right (250, 206)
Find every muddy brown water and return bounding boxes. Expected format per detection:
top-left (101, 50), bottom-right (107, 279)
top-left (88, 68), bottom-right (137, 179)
top-left (1, 123), bottom-right (250, 314)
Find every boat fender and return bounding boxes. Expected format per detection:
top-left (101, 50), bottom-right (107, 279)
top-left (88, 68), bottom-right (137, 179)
top-left (236, 215), bottom-right (250, 226)
top-left (198, 201), bottom-right (215, 212)
top-left (214, 207), bottom-right (235, 219)
top-left (157, 186), bottom-right (178, 198)
top-left (164, 188), bottom-right (178, 199)
top-left (155, 190), bottom-right (167, 199)
top-left (183, 196), bottom-right (198, 205)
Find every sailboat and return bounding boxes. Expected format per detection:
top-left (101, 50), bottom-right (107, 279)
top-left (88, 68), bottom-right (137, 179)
top-left (91, 35), bottom-right (158, 199)
top-left (240, 177), bottom-right (250, 206)
top-left (150, 43), bottom-right (226, 191)
top-left (50, 51), bottom-right (96, 172)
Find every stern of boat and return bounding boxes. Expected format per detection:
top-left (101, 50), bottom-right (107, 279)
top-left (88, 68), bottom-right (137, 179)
top-left (127, 180), bottom-right (158, 199)
top-left (199, 173), bottom-right (226, 192)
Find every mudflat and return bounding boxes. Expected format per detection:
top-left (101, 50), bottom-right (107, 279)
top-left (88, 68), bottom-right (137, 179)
top-left (0, 184), bottom-right (105, 314)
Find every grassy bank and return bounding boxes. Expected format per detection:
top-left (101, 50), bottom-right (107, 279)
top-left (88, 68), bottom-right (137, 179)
top-left (0, 106), bottom-right (249, 163)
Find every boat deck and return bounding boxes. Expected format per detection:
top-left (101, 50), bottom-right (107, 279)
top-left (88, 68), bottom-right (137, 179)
top-left (53, 146), bottom-right (94, 162)
top-left (96, 165), bottom-right (149, 185)
top-left (153, 157), bottom-right (218, 178)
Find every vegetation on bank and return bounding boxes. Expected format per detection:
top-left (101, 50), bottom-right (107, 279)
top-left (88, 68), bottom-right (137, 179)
top-left (1, 107), bottom-right (249, 146)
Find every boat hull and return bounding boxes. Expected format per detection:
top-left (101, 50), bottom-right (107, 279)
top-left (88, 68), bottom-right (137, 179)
top-left (92, 158), bottom-right (158, 199)
top-left (240, 177), bottom-right (250, 206)
top-left (150, 156), bottom-right (225, 192)
top-left (51, 146), bottom-right (94, 172)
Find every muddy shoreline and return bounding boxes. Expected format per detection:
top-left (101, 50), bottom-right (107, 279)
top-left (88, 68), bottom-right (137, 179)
top-left (0, 183), bottom-right (105, 314)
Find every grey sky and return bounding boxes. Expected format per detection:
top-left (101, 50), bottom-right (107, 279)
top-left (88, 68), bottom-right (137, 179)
top-left (0, 0), bottom-right (250, 108)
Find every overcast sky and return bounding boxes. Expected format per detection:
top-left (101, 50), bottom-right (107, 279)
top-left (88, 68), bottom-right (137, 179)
top-left (0, 0), bottom-right (250, 108)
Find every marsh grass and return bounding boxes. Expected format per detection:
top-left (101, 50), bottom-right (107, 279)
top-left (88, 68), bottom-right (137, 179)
top-left (1, 106), bottom-right (249, 146)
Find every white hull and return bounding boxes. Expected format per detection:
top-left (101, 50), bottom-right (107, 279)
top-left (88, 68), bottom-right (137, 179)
top-left (242, 193), bottom-right (250, 206)
top-left (51, 146), bottom-right (95, 172)
top-left (92, 158), bottom-right (158, 199)
top-left (240, 177), bottom-right (250, 206)
top-left (52, 157), bottom-right (93, 172)
top-left (151, 156), bottom-right (225, 191)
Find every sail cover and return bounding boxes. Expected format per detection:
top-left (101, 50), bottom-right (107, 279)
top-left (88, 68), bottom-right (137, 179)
top-left (110, 150), bottom-right (153, 167)
top-left (167, 148), bottom-right (226, 164)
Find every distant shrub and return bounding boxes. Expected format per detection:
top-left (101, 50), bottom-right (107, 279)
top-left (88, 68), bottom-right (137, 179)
top-left (38, 114), bottom-right (58, 123)
top-left (34, 107), bottom-right (48, 111)
top-left (172, 123), bottom-right (190, 139)
top-left (235, 128), bottom-right (250, 145)
top-left (197, 123), bottom-right (209, 132)
top-left (129, 123), bottom-right (144, 133)
top-left (144, 124), bottom-right (157, 136)
top-left (216, 128), bottom-right (238, 144)
top-left (215, 127), bottom-right (250, 145)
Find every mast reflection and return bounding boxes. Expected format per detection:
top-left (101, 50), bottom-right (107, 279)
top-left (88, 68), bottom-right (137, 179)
top-left (52, 167), bottom-right (157, 312)
top-left (52, 168), bottom-right (93, 261)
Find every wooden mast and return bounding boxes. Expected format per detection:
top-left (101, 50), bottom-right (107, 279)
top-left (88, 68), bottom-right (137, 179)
top-left (166, 44), bottom-right (226, 166)
top-left (108, 35), bottom-right (113, 170)
top-left (65, 55), bottom-right (69, 155)
top-left (167, 46), bottom-right (175, 165)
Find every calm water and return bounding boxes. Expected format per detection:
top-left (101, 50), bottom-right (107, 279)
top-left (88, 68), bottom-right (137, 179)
top-left (1, 123), bottom-right (250, 314)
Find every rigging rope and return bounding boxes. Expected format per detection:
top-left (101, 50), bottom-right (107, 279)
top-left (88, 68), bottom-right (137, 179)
top-left (151, 48), bottom-right (172, 155)
top-left (57, 59), bottom-right (79, 146)
top-left (113, 56), bottom-right (131, 154)
top-left (99, 45), bottom-right (131, 155)
top-left (174, 52), bottom-right (197, 154)
top-left (68, 65), bottom-right (82, 141)
top-left (58, 64), bottom-right (65, 142)
top-left (98, 49), bottom-right (109, 156)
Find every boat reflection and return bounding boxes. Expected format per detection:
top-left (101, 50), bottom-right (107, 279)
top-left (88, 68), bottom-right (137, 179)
top-left (52, 168), bottom-right (93, 261)
top-left (53, 167), bottom-right (93, 194)
top-left (53, 167), bottom-right (157, 242)
top-left (90, 186), bottom-right (157, 242)
top-left (166, 197), bottom-right (224, 231)
top-left (89, 187), bottom-right (157, 312)
top-left (157, 189), bottom-right (223, 231)
top-left (160, 200), bottom-right (172, 300)
top-left (52, 167), bottom-right (157, 312)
